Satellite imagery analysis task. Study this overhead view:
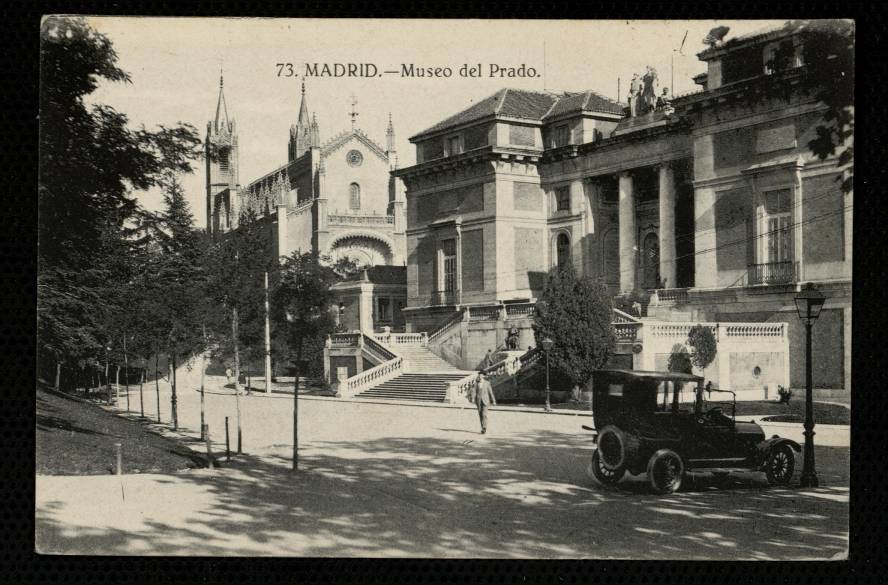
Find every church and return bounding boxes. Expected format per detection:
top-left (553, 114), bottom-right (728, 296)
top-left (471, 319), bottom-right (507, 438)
top-left (205, 78), bottom-right (408, 332)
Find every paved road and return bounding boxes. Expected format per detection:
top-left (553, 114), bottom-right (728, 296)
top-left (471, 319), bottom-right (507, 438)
top-left (36, 377), bottom-right (849, 559)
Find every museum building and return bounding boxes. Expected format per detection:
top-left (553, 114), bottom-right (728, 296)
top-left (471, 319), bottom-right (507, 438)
top-left (324, 21), bottom-right (851, 401)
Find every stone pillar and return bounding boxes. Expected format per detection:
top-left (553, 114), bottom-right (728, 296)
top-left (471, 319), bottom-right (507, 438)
top-left (276, 203), bottom-right (288, 262)
top-left (658, 163), bottom-right (677, 289)
top-left (618, 172), bottom-right (637, 293)
top-left (359, 280), bottom-right (374, 333)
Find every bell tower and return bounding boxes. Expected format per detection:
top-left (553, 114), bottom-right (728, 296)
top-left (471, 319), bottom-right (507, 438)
top-left (206, 72), bottom-right (239, 235)
top-left (289, 80), bottom-right (313, 161)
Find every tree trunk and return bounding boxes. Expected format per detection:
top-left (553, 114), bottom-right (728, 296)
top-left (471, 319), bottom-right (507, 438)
top-left (200, 323), bottom-right (207, 440)
top-left (155, 353), bottom-right (161, 423)
top-left (170, 353), bottom-right (178, 430)
top-left (292, 337), bottom-right (304, 472)
top-left (54, 359), bottom-right (61, 392)
top-left (139, 367), bottom-right (145, 418)
top-left (115, 365), bottom-right (121, 404)
top-left (232, 306), bottom-right (242, 454)
top-left (123, 335), bottom-right (130, 412)
top-left (105, 353), bottom-right (111, 404)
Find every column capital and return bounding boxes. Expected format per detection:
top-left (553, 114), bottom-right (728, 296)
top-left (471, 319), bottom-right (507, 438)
top-left (618, 170), bottom-right (633, 180)
top-left (655, 160), bottom-right (675, 173)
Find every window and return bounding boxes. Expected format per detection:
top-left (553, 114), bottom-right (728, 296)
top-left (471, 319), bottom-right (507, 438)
top-left (447, 135), bottom-right (462, 156)
top-left (441, 239), bottom-right (457, 292)
top-left (763, 39), bottom-right (798, 75)
top-left (554, 124), bottom-right (570, 147)
top-left (218, 148), bottom-right (229, 172)
top-left (377, 297), bottom-right (391, 323)
top-left (556, 233), bottom-right (571, 269)
top-left (349, 183), bottom-right (361, 210)
top-left (759, 188), bottom-right (793, 264)
top-left (555, 186), bottom-right (570, 211)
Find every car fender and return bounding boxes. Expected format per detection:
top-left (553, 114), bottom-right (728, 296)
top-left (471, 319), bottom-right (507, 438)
top-left (756, 436), bottom-right (801, 467)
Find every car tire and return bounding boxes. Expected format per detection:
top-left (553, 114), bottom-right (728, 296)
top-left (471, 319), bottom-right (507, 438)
top-left (596, 425), bottom-right (636, 472)
top-left (765, 443), bottom-right (796, 486)
top-left (590, 448), bottom-right (625, 486)
top-left (647, 449), bottom-right (684, 494)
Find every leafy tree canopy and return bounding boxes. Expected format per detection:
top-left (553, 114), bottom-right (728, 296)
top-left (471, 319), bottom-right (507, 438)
top-left (532, 267), bottom-right (616, 388)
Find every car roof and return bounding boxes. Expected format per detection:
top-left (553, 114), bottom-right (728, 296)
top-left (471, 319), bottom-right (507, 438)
top-left (595, 369), bottom-right (704, 382)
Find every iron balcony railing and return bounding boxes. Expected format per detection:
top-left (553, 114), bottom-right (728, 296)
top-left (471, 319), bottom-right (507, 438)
top-left (747, 261), bottom-right (798, 285)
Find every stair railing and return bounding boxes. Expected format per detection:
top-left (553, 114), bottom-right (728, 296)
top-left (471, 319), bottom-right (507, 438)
top-left (428, 308), bottom-right (466, 344)
top-left (339, 355), bottom-right (404, 398)
top-left (446, 372), bottom-right (478, 404)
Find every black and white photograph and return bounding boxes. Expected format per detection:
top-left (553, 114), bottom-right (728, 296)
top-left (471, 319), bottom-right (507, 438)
top-left (36, 17), bottom-right (853, 560)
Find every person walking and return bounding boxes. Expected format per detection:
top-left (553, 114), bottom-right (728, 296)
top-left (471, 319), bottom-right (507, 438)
top-left (471, 372), bottom-right (497, 434)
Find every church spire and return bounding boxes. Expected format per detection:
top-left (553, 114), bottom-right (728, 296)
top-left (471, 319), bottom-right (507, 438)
top-left (385, 112), bottom-right (396, 153)
top-left (297, 79), bottom-right (310, 128)
top-left (289, 81), bottom-right (313, 161)
top-left (310, 112), bottom-right (320, 148)
top-left (214, 70), bottom-right (231, 133)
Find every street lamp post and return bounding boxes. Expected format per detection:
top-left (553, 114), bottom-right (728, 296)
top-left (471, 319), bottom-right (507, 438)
top-left (541, 337), bottom-right (554, 413)
top-left (794, 283), bottom-right (826, 488)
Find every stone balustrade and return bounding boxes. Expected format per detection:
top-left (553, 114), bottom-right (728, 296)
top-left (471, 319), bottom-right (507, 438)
top-left (614, 323), bottom-right (641, 342)
top-left (446, 372), bottom-right (478, 404)
top-left (505, 303), bottom-right (536, 318)
top-left (427, 309), bottom-right (465, 344)
top-left (328, 332), bottom-right (361, 348)
top-left (650, 288), bottom-right (689, 306)
top-left (374, 332), bottom-right (428, 347)
top-left (327, 213), bottom-right (395, 226)
top-left (340, 356), bottom-right (404, 398)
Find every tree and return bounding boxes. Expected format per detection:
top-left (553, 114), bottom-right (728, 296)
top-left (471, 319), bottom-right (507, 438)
top-left (758, 20), bottom-right (854, 193)
top-left (687, 325), bottom-right (717, 382)
top-left (532, 266), bottom-right (616, 389)
top-left (273, 252), bottom-right (339, 470)
top-left (38, 16), bottom-right (201, 389)
top-left (206, 209), bottom-right (275, 452)
top-left (667, 343), bottom-right (693, 375)
top-left (138, 178), bottom-right (209, 428)
top-left (795, 19), bottom-right (854, 194)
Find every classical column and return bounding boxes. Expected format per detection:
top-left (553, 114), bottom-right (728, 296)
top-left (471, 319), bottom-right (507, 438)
top-left (618, 172), bottom-right (637, 293)
top-left (658, 162), bottom-right (677, 289)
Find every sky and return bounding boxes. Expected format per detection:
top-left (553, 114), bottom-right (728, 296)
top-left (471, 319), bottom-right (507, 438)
top-left (83, 17), bottom-right (786, 229)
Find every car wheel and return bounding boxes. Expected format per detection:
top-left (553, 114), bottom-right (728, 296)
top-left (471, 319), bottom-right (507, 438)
top-left (596, 425), bottom-right (634, 471)
top-left (765, 443), bottom-right (795, 486)
top-left (590, 448), bottom-right (625, 486)
top-left (647, 449), bottom-right (684, 494)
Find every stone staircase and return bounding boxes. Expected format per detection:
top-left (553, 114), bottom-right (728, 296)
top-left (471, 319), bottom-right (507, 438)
top-left (395, 345), bottom-right (461, 373)
top-left (355, 372), bottom-right (470, 402)
top-left (355, 343), bottom-right (474, 402)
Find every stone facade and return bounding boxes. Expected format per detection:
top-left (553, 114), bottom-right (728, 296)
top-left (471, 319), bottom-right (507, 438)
top-left (206, 81), bottom-right (407, 272)
top-left (393, 21), bottom-right (852, 394)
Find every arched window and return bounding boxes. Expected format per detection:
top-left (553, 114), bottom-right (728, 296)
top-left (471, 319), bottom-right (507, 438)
top-left (349, 183), bottom-right (361, 210)
top-left (556, 233), bottom-right (571, 269)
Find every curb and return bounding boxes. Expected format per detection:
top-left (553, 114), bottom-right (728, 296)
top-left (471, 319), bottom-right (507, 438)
top-left (185, 385), bottom-right (594, 416)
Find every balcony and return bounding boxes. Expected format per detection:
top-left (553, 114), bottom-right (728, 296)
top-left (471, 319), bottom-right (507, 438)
top-left (747, 261), bottom-right (798, 286)
top-left (328, 213), bottom-right (395, 226)
top-left (431, 290), bottom-right (459, 306)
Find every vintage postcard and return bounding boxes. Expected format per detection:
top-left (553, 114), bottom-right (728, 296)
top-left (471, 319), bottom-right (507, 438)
top-left (37, 17), bottom-right (851, 559)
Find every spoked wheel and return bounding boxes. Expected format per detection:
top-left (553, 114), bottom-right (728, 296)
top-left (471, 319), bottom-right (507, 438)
top-left (765, 443), bottom-right (796, 486)
top-left (647, 449), bottom-right (685, 494)
top-left (590, 448), bottom-right (625, 486)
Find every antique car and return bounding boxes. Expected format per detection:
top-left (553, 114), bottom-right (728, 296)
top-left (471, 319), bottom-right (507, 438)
top-left (584, 369), bottom-right (801, 494)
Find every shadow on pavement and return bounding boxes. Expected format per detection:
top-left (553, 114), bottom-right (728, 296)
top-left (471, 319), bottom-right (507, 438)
top-left (36, 419), bottom-right (849, 559)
